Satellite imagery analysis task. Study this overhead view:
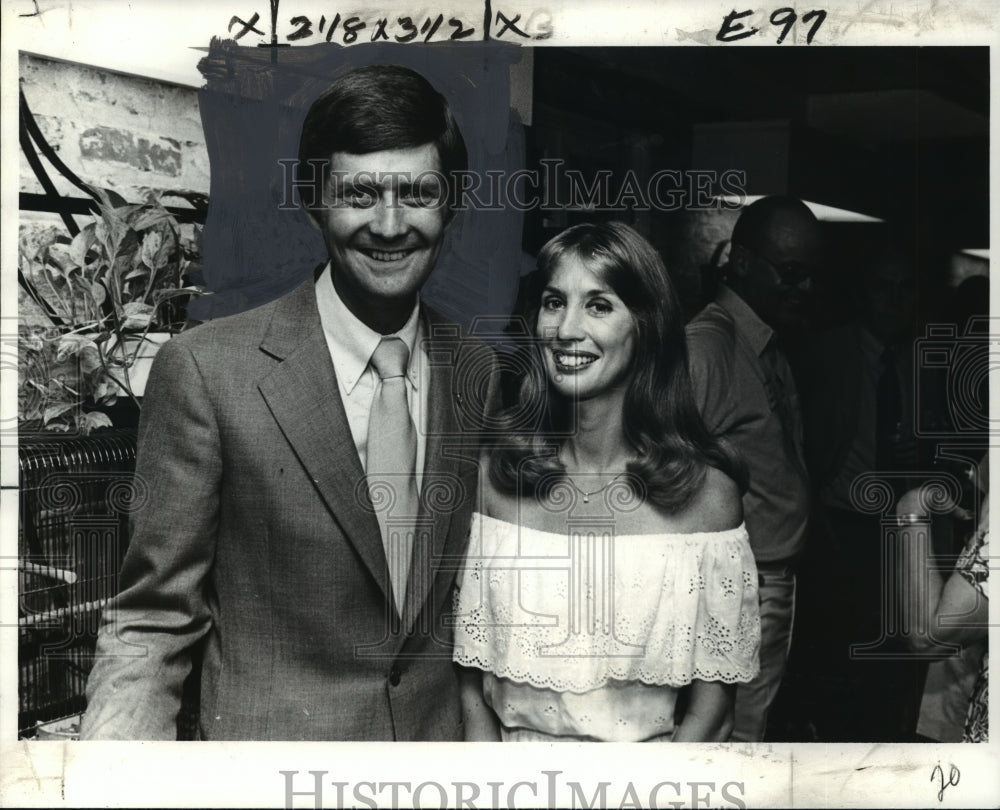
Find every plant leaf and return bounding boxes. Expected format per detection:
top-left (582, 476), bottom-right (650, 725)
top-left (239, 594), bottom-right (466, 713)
top-left (121, 301), bottom-right (154, 330)
top-left (90, 186), bottom-right (129, 210)
top-left (19, 225), bottom-right (64, 262)
top-left (152, 227), bottom-right (176, 274)
top-left (46, 242), bottom-right (80, 274)
top-left (139, 231), bottom-right (163, 270)
top-left (95, 204), bottom-right (131, 264)
top-left (79, 411), bottom-right (113, 433)
top-left (43, 402), bottom-right (77, 424)
top-left (178, 223), bottom-right (200, 255)
top-left (69, 224), bottom-right (97, 269)
top-left (90, 282), bottom-right (107, 307)
top-left (55, 334), bottom-right (86, 361)
top-left (131, 206), bottom-right (173, 232)
top-left (54, 335), bottom-right (102, 375)
top-left (20, 331), bottom-right (45, 353)
top-left (45, 356), bottom-right (83, 393)
top-left (91, 376), bottom-right (119, 403)
top-left (77, 343), bottom-right (104, 375)
top-left (154, 285), bottom-right (204, 302)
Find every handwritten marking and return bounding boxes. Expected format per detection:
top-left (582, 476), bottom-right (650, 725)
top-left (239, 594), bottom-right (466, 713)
top-left (495, 10), bottom-right (528, 39)
top-left (716, 7), bottom-right (826, 43)
top-left (287, 15), bottom-right (312, 41)
top-left (225, 2), bottom-right (551, 44)
top-left (372, 18), bottom-right (391, 42)
top-left (930, 763), bottom-right (960, 803)
top-left (229, 13), bottom-right (264, 39)
top-left (802, 9), bottom-right (827, 43)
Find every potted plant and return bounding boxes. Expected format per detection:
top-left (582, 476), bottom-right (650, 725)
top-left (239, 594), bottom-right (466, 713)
top-left (18, 325), bottom-right (119, 435)
top-left (18, 188), bottom-right (205, 435)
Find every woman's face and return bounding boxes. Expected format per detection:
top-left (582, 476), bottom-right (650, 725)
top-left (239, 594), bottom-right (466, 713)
top-left (536, 255), bottom-right (637, 402)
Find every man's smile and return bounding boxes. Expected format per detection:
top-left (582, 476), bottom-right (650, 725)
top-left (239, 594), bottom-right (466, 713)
top-left (358, 246), bottom-right (418, 262)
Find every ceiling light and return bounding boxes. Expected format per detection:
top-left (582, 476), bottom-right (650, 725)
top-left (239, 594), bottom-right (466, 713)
top-left (715, 195), bottom-right (884, 223)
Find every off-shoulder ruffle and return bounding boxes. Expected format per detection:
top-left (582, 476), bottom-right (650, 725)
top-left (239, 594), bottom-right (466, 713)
top-left (453, 513), bottom-right (761, 694)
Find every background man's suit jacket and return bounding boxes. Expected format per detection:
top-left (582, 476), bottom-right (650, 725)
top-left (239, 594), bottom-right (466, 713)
top-left (82, 278), bottom-right (497, 740)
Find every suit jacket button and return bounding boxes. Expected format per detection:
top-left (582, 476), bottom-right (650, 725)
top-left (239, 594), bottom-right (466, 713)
top-left (389, 665), bottom-right (402, 687)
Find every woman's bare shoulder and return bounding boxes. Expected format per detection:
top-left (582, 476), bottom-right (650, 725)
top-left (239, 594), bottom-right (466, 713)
top-left (680, 465), bottom-right (743, 532)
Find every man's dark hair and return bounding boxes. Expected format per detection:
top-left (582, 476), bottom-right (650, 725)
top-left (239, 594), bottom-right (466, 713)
top-left (297, 64), bottom-right (467, 216)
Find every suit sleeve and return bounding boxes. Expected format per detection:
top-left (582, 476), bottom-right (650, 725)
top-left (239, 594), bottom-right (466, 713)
top-left (82, 338), bottom-right (222, 740)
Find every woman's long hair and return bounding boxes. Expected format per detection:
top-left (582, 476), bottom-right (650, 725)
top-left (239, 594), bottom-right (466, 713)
top-left (490, 221), bottom-right (746, 512)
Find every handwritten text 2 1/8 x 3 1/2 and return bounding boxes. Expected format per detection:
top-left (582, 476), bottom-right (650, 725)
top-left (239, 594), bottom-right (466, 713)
top-left (228, 2), bottom-right (553, 46)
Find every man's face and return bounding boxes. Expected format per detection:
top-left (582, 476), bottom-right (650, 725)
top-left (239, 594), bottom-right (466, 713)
top-left (316, 143), bottom-right (447, 320)
top-left (735, 215), bottom-right (822, 330)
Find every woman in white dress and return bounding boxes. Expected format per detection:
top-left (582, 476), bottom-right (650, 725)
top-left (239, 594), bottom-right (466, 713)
top-left (454, 221), bottom-right (761, 742)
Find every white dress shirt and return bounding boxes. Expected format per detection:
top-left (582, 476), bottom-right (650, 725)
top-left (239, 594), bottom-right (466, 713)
top-left (314, 264), bottom-right (427, 491)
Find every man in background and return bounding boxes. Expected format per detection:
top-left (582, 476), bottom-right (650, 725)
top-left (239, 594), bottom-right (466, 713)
top-left (686, 195), bottom-right (822, 741)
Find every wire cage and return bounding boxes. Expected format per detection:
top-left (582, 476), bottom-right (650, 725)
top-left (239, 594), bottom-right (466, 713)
top-left (18, 428), bottom-right (139, 738)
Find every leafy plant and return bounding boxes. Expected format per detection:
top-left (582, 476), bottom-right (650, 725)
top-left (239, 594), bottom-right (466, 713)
top-left (18, 326), bottom-right (117, 435)
top-left (20, 188), bottom-right (203, 335)
top-left (18, 189), bottom-right (205, 433)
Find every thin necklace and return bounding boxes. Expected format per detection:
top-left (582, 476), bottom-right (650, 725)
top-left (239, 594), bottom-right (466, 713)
top-left (565, 471), bottom-right (627, 504)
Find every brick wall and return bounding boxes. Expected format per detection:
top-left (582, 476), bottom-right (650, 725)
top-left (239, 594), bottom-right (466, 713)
top-left (19, 53), bottom-right (209, 327)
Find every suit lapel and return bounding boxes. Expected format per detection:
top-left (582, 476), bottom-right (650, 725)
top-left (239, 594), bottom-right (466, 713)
top-left (256, 279), bottom-right (391, 604)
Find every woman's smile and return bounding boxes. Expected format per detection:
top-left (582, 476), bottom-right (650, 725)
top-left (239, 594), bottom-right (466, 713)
top-left (552, 349), bottom-right (599, 372)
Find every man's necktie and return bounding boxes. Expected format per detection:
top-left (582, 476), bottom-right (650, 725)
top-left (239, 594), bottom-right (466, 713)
top-left (875, 346), bottom-right (902, 470)
top-left (366, 337), bottom-right (419, 614)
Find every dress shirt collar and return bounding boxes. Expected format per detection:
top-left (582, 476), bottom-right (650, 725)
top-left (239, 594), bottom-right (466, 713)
top-left (715, 283), bottom-right (774, 357)
top-left (314, 262), bottom-right (422, 395)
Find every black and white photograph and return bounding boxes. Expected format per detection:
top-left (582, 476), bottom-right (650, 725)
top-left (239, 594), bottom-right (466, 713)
top-left (1, 0), bottom-right (997, 807)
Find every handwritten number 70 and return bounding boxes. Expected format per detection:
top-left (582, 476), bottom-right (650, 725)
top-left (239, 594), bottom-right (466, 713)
top-left (717, 8), bottom-right (827, 44)
top-left (931, 763), bottom-right (960, 802)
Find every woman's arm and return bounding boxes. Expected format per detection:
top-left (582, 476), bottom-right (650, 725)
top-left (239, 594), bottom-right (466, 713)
top-left (896, 487), bottom-right (988, 655)
top-left (458, 666), bottom-right (501, 741)
top-left (669, 468), bottom-right (744, 742)
top-left (672, 680), bottom-right (735, 742)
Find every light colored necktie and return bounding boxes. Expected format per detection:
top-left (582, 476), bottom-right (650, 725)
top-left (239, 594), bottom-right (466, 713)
top-left (366, 337), bottom-right (418, 614)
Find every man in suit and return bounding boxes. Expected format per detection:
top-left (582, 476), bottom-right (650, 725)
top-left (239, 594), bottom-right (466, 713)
top-left (685, 196), bottom-right (822, 741)
top-left (83, 64), bottom-right (497, 740)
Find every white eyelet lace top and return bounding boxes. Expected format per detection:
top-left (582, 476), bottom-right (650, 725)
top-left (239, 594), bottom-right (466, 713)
top-left (453, 513), bottom-right (761, 741)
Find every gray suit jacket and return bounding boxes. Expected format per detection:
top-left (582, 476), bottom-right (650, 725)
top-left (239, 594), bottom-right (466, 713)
top-left (83, 277), bottom-right (497, 740)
